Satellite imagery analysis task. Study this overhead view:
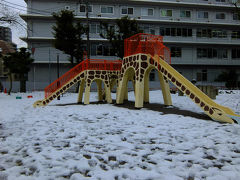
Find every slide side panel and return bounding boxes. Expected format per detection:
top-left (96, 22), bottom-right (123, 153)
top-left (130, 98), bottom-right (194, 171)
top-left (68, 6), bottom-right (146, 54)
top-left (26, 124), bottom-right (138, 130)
top-left (153, 55), bottom-right (239, 124)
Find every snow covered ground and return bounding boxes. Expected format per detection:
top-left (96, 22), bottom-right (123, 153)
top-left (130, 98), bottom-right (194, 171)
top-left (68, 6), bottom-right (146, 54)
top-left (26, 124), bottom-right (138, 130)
top-left (0, 90), bottom-right (240, 180)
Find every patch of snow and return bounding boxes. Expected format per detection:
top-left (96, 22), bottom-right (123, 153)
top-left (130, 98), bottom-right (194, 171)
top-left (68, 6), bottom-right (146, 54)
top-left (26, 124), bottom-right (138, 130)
top-left (0, 90), bottom-right (240, 179)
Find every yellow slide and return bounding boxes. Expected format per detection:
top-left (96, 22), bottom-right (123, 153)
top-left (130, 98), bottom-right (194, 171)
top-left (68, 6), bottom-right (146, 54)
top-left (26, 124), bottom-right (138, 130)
top-left (153, 55), bottom-right (240, 124)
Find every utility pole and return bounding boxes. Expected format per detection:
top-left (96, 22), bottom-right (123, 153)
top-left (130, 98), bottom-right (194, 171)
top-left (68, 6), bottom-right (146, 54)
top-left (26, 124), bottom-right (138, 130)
top-left (80, 0), bottom-right (90, 59)
top-left (86, 1), bottom-right (90, 59)
top-left (48, 48), bottom-right (51, 84)
top-left (57, 53), bottom-right (60, 100)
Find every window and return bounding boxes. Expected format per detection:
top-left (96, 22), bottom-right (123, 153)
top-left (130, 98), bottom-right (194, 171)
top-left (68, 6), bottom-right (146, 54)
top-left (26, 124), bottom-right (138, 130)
top-left (91, 44), bottom-right (114, 56)
top-left (141, 8), bottom-right (154, 16)
top-left (142, 25), bottom-right (155, 35)
top-left (171, 47), bottom-right (182, 57)
top-left (218, 49), bottom-right (228, 59)
top-left (90, 24), bottom-right (100, 34)
top-left (197, 29), bottom-right (227, 38)
top-left (160, 9), bottom-right (172, 17)
top-left (197, 48), bottom-right (227, 59)
top-left (233, 13), bottom-right (240, 20)
top-left (101, 6), bottom-right (113, 14)
top-left (232, 48), bottom-right (240, 59)
top-left (231, 31), bottom-right (240, 39)
top-left (197, 70), bottom-right (208, 81)
top-left (79, 4), bottom-right (92, 13)
top-left (121, 7), bottom-right (133, 15)
top-left (180, 10), bottom-right (191, 18)
top-left (160, 27), bottom-right (192, 37)
top-left (198, 11), bottom-right (208, 19)
top-left (216, 13), bottom-right (225, 19)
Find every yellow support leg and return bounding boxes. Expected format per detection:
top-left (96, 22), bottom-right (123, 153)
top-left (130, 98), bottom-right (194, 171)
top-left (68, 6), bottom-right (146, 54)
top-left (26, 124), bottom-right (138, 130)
top-left (96, 80), bottom-right (103, 102)
top-left (144, 75), bottom-right (149, 103)
top-left (124, 85), bottom-right (128, 101)
top-left (84, 84), bottom-right (91, 105)
top-left (135, 80), bottom-right (144, 108)
top-left (104, 83), bottom-right (112, 103)
top-left (77, 80), bottom-right (85, 103)
top-left (116, 79), bottom-right (125, 104)
top-left (158, 72), bottom-right (172, 106)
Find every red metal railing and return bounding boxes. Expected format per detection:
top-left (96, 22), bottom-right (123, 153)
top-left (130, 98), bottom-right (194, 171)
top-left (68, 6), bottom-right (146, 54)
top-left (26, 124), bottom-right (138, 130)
top-left (44, 59), bottom-right (122, 98)
top-left (124, 33), bottom-right (171, 64)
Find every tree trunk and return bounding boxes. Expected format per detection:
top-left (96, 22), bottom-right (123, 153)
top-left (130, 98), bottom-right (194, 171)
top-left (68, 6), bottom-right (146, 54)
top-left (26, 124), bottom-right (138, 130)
top-left (20, 74), bottom-right (26, 92)
top-left (8, 73), bottom-right (12, 95)
top-left (20, 80), bottom-right (26, 92)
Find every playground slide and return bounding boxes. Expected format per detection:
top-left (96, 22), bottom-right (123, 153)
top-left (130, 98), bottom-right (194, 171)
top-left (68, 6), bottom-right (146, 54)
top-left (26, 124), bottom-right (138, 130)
top-left (153, 55), bottom-right (240, 124)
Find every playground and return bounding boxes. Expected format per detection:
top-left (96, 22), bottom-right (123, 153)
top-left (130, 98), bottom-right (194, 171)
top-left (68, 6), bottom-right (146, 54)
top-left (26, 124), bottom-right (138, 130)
top-left (0, 90), bottom-right (240, 179)
top-left (34, 33), bottom-right (240, 124)
top-left (1, 33), bottom-right (240, 179)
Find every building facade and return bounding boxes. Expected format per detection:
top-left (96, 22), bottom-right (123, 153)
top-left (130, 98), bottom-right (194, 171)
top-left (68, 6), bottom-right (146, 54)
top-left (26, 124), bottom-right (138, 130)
top-left (20, 0), bottom-right (240, 91)
top-left (0, 26), bottom-right (12, 43)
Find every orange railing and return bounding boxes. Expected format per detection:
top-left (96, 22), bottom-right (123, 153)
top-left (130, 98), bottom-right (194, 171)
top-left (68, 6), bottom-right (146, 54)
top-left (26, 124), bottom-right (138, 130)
top-left (124, 33), bottom-right (171, 64)
top-left (44, 59), bottom-right (122, 98)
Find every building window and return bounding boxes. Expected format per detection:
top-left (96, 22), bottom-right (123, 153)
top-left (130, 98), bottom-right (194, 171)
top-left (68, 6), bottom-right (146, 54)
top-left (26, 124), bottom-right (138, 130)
top-left (79, 4), bottom-right (92, 13)
top-left (231, 31), bottom-right (240, 39)
top-left (142, 25), bottom-right (155, 34)
top-left (101, 6), bottom-right (114, 14)
top-left (197, 70), bottom-right (208, 81)
top-left (90, 24), bottom-right (101, 34)
top-left (160, 27), bottom-right (192, 37)
top-left (197, 29), bottom-right (227, 38)
top-left (121, 7), bottom-right (133, 15)
top-left (216, 13), bottom-right (225, 19)
top-left (197, 48), bottom-right (227, 59)
top-left (232, 48), bottom-right (240, 59)
top-left (180, 10), bottom-right (191, 18)
top-left (160, 9), bottom-right (172, 17)
top-left (197, 11), bottom-right (208, 19)
top-left (141, 8), bottom-right (154, 16)
top-left (171, 47), bottom-right (182, 57)
top-left (233, 13), bottom-right (240, 20)
top-left (91, 44), bottom-right (114, 56)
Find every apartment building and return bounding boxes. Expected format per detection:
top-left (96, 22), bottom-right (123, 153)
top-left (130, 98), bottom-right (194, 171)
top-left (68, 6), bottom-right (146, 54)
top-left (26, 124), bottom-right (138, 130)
top-left (0, 26), bottom-right (12, 43)
top-left (20, 0), bottom-right (240, 91)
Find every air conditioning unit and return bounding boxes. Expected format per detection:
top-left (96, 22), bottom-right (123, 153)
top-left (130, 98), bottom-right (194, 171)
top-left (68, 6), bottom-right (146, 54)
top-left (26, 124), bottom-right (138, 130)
top-left (138, 17), bottom-right (141, 19)
top-left (98, 14), bottom-right (101, 17)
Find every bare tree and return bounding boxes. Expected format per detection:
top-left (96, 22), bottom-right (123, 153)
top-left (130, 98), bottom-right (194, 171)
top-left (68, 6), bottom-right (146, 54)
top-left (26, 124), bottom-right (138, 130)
top-left (229, 0), bottom-right (240, 18)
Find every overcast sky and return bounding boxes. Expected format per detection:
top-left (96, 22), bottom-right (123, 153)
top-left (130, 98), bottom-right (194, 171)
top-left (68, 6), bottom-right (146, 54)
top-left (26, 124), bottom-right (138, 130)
top-left (7, 0), bottom-right (27, 47)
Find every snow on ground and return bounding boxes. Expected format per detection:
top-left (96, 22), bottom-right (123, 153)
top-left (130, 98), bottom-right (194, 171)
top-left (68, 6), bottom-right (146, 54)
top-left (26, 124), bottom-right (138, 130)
top-left (0, 90), bottom-right (240, 180)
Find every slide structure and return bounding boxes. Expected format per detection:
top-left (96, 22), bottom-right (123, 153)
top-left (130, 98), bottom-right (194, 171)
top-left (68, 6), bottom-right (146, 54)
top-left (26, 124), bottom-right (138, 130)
top-left (153, 55), bottom-right (240, 124)
top-left (116, 33), bottom-right (240, 124)
top-left (34, 33), bottom-right (240, 124)
top-left (33, 59), bottom-right (122, 107)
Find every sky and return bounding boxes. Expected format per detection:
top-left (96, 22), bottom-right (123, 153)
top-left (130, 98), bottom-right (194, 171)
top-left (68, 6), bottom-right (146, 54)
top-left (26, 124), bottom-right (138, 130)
top-left (4, 0), bottom-right (27, 47)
